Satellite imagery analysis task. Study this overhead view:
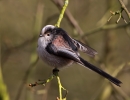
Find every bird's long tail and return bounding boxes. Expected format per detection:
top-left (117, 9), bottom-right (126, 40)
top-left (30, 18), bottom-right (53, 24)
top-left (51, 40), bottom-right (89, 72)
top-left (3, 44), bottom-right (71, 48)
top-left (79, 57), bottom-right (122, 86)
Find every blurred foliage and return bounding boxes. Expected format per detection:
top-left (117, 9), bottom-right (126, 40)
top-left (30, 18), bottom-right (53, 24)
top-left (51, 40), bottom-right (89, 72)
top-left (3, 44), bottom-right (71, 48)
top-left (0, 67), bottom-right (9, 100)
top-left (1, 0), bottom-right (130, 100)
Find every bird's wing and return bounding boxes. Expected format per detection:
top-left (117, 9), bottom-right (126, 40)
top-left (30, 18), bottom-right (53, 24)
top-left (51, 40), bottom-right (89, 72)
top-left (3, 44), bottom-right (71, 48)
top-left (52, 28), bottom-right (97, 57)
top-left (52, 28), bottom-right (78, 51)
top-left (46, 35), bottom-right (81, 63)
top-left (45, 34), bottom-right (122, 87)
top-left (72, 39), bottom-right (98, 57)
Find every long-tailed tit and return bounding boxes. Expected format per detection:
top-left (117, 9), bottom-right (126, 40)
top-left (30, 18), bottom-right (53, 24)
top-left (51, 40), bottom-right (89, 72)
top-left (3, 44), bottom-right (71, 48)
top-left (37, 25), bottom-right (122, 86)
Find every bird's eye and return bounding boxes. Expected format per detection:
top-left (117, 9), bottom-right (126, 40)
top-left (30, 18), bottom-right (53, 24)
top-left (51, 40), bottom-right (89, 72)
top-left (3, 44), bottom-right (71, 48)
top-left (47, 33), bottom-right (50, 36)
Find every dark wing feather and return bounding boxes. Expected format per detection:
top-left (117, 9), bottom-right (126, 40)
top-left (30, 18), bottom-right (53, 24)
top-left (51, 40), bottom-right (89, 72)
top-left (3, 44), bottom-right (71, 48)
top-left (52, 28), bottom-right (97, 57)
top-left (46, 43), bottom-right (81, 63)
top-left (52, 28), bottom-right (78, 51)
top-left (72, 39), bottom-right (98, 57)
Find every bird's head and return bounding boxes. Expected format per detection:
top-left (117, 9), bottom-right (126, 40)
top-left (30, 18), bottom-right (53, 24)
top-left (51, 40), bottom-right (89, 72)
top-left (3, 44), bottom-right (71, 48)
top-left (38, 25), bottom-right (55, 47)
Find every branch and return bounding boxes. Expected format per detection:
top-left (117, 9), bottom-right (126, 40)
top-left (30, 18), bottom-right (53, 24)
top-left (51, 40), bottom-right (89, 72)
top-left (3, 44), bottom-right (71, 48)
top-left (108, 0), bottom-right (130, 23)
top-left (15, 57), bottom-right (39, 100)
top-left (29, 74), bottom-right (55, 87)
top-left (55, 0), bottom-right (68, 27)
top-left (15, 2), bottom-right (44, 100)
top-left (56, 74), bottom-right (68, 100)
top-left (100, 63), bottom-right (125, 100)
top-left (118, 0), bottom-right (130, 19)
top-left (2, 36), bottom-right (36, 66)
top-left (29, 69), bottom-right (68, 100)
top-left (82, 22), bottom-right (130, 37)
top-left (52, 0), bottom-right (84, 35)
top-left (0, 67), bottom-right (10, 100)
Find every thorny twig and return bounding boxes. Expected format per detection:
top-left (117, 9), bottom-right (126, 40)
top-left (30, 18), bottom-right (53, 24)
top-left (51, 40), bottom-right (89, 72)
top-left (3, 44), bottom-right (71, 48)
top-left (118, 0), bottom-right (130, 19)
top-left (108, 9), bottom-right (127, 24)
top-left (108, 0), bottom-right (130, 23)
top-left (29, 69), bottom-right (68, 100)
top-left (29, 74), bottom-right (55, 87)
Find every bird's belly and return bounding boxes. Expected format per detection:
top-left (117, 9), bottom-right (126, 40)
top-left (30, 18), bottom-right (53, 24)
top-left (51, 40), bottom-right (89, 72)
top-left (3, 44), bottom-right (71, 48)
top-left (37, 46), bottom-right (73, 68)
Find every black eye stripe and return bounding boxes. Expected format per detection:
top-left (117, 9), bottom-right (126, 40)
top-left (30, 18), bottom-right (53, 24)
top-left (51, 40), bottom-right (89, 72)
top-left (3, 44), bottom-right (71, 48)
top-left (45, 31), bottom-right (49, 34)
top-left (45, 29), bottom-right (52, 34)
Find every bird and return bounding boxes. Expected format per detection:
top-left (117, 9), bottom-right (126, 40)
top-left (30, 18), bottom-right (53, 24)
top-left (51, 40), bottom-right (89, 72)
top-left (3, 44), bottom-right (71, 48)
top-left (37, 25), bottom-right (122, 87)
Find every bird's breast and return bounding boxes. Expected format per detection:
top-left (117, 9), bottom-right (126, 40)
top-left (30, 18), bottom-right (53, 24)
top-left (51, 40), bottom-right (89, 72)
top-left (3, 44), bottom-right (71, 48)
top-left (37, 45), bottom-right (73, 68)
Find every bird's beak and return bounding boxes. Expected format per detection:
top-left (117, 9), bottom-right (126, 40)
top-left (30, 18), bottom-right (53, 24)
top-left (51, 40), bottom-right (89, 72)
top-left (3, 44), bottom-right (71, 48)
top-left (39, 34), bottom-right (43, 37)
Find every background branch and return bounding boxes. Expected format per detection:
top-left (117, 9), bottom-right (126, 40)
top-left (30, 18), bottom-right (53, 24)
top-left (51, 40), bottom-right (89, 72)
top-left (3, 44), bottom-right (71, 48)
top-left (82, 22), bottom-right (130, 37)
top-left (0, 67), bottom-right (10, 100)
top-left (118, 0), bottom-right (130, 20)
top-left (52, 0), bottom-right (84, 35)
top-left (108, 0), bottom-right (130, 23)
top-left (15, 2), bottom-right (44, 100)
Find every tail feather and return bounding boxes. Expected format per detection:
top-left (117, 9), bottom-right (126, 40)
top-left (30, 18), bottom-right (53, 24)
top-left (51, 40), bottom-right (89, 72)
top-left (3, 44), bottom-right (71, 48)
top-left (79, 57), bottom-right (122, 86)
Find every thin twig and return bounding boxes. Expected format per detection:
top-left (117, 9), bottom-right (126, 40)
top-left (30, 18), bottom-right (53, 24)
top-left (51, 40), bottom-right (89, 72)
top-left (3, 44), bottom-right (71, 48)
top-left (2, 36), bottom-right (36, 66)
top-left (99, 63), bottom-right (125, 100)
top-left (15, 57), bottom-right (39, 100)
top-left (112, 84), bottom-right (130, 100)
top-left (108, 0), bottom-right (130, 23)
top-left (108, 9), bottom-right (127, 24)
top-left (56, 75), bottom-right (68, 100)
top-left (82, 22), bottom-right (130, 37)
top-left (118, 0), bottom-right (130, 20)
top-left (52, 0), bottom-right (84, 35)
top-left (29, 74), bottom-right (55, 87)
top-left (15, 2), bottom-right (44, 100)
top-left (55, 0), bottom-right (68, 27)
